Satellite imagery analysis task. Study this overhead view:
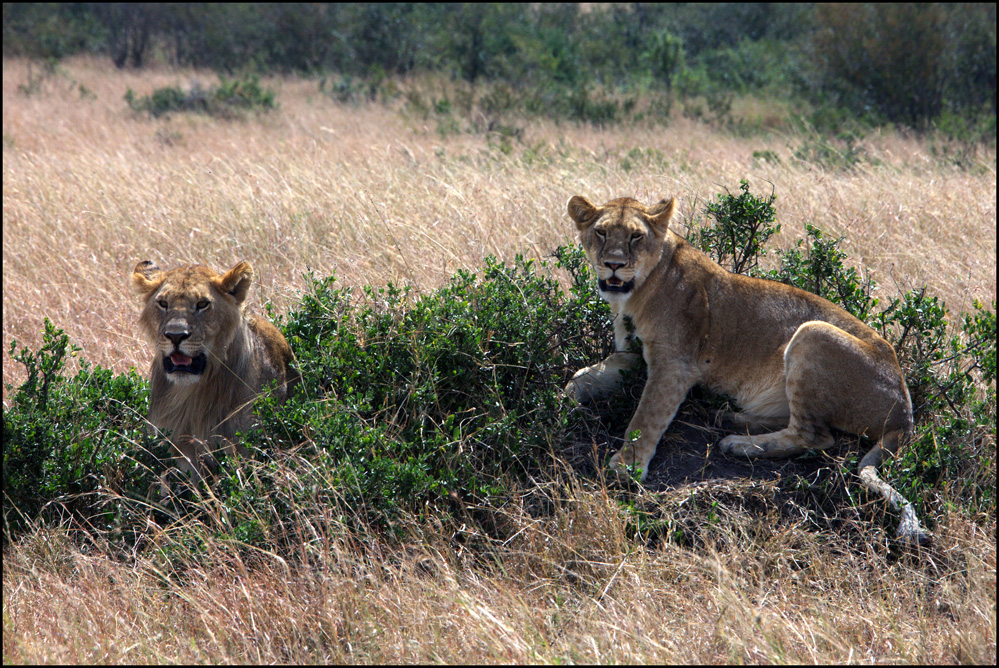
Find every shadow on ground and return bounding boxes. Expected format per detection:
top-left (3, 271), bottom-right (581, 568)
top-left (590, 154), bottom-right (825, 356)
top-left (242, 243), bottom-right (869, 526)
top-left (565, 385), bottom-right (858, 488)
top-left (560, 382), bottom-right (894, 548)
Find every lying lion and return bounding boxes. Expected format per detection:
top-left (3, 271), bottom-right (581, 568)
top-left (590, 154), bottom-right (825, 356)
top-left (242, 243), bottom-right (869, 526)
top-left (565, 195), bottom-right (929, 545)
top-left (132, 260), bottom-right (299, 480)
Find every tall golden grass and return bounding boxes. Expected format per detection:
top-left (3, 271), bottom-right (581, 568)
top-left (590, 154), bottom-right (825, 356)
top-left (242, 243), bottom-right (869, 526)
top-left (3, 58), bottom-right (995, 391)
top-left (3, 57), bottom-right (996, 663)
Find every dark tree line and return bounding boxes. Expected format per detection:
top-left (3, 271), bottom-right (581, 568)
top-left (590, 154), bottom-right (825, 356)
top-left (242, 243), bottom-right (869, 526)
top-left (3, 3), bottom-right (995, 128)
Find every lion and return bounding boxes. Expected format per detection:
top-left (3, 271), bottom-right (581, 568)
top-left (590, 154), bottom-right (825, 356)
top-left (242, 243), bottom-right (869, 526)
top-left (131, 259), bottom-right (299, 480)
top-left (565, 195), bottom-right (929, 545)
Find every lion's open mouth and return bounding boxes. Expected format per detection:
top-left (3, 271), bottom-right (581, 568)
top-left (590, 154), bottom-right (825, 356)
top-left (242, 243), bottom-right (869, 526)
top-left (163, 352), bottom-right (207, 375)
top-left (599, 277), bottom-right (635, 293)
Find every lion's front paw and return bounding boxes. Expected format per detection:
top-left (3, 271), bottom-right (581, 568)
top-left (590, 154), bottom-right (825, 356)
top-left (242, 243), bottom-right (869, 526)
top-left (564, 375), bottom-right (587, 403)
top-left (565, 365), bottom-right (604, 403)
top-left (608, 446), bottom-right (652, 483)
top-left (718, 434), bottom-right (767, 458)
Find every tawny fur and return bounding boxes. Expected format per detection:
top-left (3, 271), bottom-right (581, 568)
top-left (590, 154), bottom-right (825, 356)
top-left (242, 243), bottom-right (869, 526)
top-left (565, 195), bottom-right (928, 545)
top-left (132, 260), bottom-right (299, 480)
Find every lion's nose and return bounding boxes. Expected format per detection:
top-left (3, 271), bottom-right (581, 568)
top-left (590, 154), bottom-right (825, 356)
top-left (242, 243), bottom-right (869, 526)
top-left (165, 329), bottom-right (190, 346)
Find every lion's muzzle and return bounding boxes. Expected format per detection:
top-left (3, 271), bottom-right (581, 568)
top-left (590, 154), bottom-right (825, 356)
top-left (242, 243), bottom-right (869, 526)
top-left (163, 351), bottom-right (207, 375)
top-left (599, 277), bottom-right (635, 293)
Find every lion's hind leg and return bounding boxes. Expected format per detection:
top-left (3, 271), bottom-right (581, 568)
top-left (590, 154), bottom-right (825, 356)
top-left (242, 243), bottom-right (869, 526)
top-left (715, 409), bottom-right (788, 434)
top-left (718, 421), bottom-right (834, 459)
top-left (719, 321), bottom-right (854, 459)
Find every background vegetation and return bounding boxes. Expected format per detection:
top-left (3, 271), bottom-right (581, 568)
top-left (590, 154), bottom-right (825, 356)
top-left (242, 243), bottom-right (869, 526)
top-left (2, 4), bottom-right (996, 663)
top-left (4, 3), bottom-right (996, 134)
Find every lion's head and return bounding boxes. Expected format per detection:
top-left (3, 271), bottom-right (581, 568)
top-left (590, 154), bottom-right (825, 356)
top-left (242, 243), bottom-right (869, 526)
top-left (131, 260), bottom-right (254, 386)
top-left (567, 195), bottom-right (677, 304)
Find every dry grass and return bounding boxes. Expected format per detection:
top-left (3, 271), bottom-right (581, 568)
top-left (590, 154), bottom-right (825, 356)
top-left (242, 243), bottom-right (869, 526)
top-left (2, 57), bottom-right (995, 392)
top-left (3, 57), bottom-right (997, 664)
top-left (3, 485), bottom-right (995, 664)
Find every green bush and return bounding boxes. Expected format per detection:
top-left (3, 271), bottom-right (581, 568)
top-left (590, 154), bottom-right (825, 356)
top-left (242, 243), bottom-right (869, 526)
top-left (125, 74), bottom-right (276, 119)
top-left (247, 251), bottom-right (610, 532)
top-left (762, 223), bottom-right (877, 322)
top-left (213, 74), bottom-right (276, 111)
top-left (3, 319), bottom-right (162, 543)
top-left (691, 178), bottom-right (780, 275)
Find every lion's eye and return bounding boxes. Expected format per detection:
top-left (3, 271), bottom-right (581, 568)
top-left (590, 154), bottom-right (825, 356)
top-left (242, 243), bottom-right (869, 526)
top-left (595, 229), bottom-right (606, 240)
top-left (630, 233), bottom-right (643, 243)
top-left (196, 300), bottom-right (210, 311)
top-left (157, 299), bottom-right (168, 309)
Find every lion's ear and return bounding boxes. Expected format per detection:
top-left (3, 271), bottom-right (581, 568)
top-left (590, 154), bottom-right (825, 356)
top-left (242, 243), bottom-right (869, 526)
top-left (131, 260), bottom-right (165, 297)
top-left (646, 197), bottom-right (677, 236)
top-left (567, 195), bottom-right (600, 230)
top-left (219, 261), bottom-right (254, 304)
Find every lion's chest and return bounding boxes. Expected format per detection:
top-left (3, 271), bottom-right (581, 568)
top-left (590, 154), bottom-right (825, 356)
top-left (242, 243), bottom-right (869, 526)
top-left (624, 285), bottom-right (789, 409)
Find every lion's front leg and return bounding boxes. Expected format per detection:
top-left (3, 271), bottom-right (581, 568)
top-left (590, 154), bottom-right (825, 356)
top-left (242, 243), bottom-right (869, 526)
top-left (565, 351), bottom-right (642, 403)
top-left (171, 436), bottom-right (205, 481)
top-left (609, 359), bottom-right (697, 482)
top-left (566, 306), bottom-right (642, 403)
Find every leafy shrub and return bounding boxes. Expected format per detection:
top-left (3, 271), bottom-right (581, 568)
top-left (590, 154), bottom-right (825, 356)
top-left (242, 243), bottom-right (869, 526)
top-left (246, 251), bottom-right (610, 532)
top-left (125, 74), bottom-right (276, 119)
top-left (874, 293), bottom-right (996, 517)
top-left (762, 223), bottom-right (877, 322)
top-left (691, 178), bottom-right (780, 275)
top-left (3, 319), bottom-right (162, 543)
top-left (213, 74), bottom-right (276, 112)
top-left (2, 251), bottom-right (613, 546)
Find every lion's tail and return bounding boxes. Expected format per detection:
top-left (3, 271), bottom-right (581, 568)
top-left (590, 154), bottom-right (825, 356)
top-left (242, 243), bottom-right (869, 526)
top-left (858, 426), bottom-right (930, 545)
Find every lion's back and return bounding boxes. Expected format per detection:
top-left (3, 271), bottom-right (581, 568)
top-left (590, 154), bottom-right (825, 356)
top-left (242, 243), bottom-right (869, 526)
top-left (248, 314), bottom-right (299, 399)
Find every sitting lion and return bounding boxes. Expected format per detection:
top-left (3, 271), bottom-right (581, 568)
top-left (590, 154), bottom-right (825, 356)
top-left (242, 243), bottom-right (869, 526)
top-left (565, 195), bottom-right (929, 545)
top-left (131, 260), bottom-right (299, 480)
